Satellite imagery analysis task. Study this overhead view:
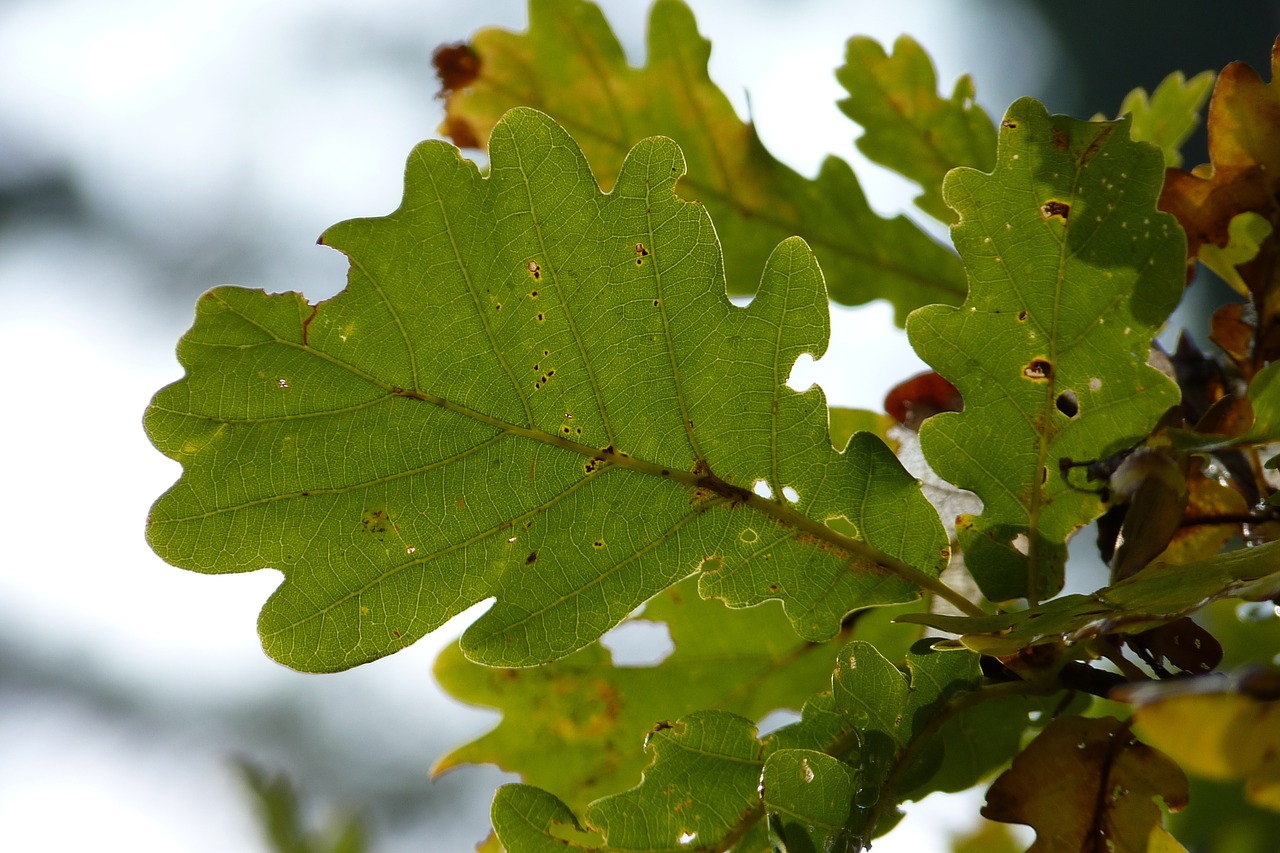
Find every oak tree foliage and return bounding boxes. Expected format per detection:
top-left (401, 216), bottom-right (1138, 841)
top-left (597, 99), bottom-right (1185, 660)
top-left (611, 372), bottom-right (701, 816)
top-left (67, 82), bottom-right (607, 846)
top-left (146, 2), bottom-right (1280, 850)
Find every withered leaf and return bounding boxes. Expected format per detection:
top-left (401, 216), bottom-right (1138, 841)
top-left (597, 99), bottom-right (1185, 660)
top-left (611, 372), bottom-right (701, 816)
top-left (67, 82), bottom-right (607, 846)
top-left (983, 716), bottom-right (1189, 853)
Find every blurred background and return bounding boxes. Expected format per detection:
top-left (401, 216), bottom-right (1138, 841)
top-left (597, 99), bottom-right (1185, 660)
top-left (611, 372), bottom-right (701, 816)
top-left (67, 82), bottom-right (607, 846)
top-left (2, 0), bottom-right (1277, 849)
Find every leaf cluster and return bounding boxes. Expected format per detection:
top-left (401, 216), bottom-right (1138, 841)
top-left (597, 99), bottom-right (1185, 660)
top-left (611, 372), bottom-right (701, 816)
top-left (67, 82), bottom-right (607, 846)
top-left (144, 2), bottom-right (1280, 850)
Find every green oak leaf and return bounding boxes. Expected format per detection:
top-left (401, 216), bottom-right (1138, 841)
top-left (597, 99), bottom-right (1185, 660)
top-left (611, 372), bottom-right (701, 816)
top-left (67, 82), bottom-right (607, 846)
top-left (588, 711), bottom-right (765, 851)
top-left (437, 0), bottom-right (966, 322)
top-left (836, 34), bottom-right (997, 223)
top-left (909, 97), bottom-right (1185, 602)
top-left (899, 539), bottom-right (1280, 653)
top-left (490, 712), bottom-right (769, 851)
top-left (1117, 70), bottom-right (1215, 168)
top-left (490, 784), bottom-right (603, 851)
top-left (760, 749), bottom-right (859, 851)
top-left (765, 640), bottom-right (1051, 844)
top-left (432, 576), bottom-right (843, 814)
top-left (144, 108), bottom-right (948, 672)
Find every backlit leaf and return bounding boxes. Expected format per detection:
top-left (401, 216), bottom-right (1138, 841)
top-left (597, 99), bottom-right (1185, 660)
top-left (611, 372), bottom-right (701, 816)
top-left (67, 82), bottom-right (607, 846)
top-left (767, 640), bottom-right (1051, 843)
top-left (836, 34), bottom-right (997, 223)
top-left (982, 716), bottom-right (1189, 853)
top-left (436, 0), bottom-right (967, 321)
top-left (432, 576), bottom-right (842, 813)
top-left (760, 749), bottom-right (859, 851)
top-left (908, 97), bottom-right (1184, 602)
top-left (1118, 70), bottom-right (1215, 168)
top-left (585, 711), bottom-right (765, 851)
top-left (145, 108), bottom-right (947, 672)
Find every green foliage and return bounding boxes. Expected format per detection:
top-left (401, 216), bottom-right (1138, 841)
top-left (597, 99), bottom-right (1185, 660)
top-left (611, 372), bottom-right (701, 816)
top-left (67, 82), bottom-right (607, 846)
top-left (437, 0), bottom-right (966, 322)
top-left (836, 35), bottom-right (997, 223)
top-left (910, 97), bottom-right (1185, 602)
top-left (144, 3), bottom-right (1280, 850)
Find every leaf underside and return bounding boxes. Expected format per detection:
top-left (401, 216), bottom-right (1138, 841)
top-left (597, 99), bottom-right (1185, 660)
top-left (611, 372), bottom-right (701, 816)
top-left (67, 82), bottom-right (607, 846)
top-left (145, 108), bottom-right (946, 672)
top-left (909, 98), bottom-right (1185, 602)
top-left (437, 0), bottom-right (967, 322)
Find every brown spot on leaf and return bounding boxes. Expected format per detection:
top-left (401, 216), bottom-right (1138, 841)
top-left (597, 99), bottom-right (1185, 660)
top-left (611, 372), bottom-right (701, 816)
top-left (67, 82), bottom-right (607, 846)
top-left (1050, 125), bottom-right (1070, 151)
top-left (1024, 359), bottom-right (1053, 380)
top-left (1041, 200), bottom-right (1071, 220)
top-left (527, 260), bottom-right (541, 280)
top-left (525, 551), bottom-right (537, 564)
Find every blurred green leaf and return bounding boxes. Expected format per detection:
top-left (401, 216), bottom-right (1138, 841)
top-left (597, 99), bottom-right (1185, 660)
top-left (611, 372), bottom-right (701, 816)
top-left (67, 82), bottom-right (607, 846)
top-left (146, 108), bottom-right (948, 672)
top-left (1118, 70), bottom-right (1215, 167)
top-left (909, 98), bottom-right (1185, 601)
top-left (237, 761), bottom-right (366, 853)
top-left (438, 0), bottom-right (966, 321)
top-left (836, 34), bottom-right (997, 222)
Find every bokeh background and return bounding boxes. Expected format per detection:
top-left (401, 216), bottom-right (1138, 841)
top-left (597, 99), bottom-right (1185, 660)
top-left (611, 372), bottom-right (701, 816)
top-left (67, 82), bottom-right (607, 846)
top-left (2, 1), bottom-right (1277, 849)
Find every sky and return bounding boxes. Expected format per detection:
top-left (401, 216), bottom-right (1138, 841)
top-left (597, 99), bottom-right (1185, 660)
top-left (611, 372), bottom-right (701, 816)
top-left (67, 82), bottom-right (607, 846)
top-left (0, 0), bottom-right (1246, 850)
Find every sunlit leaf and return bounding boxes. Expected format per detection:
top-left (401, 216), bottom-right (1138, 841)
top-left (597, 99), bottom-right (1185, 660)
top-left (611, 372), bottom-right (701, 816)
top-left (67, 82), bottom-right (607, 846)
top-left (1118, 70), bottom-right (1215, 168)
top-left (436, 0), bottom-right (966, 321)
top-left (982, 716), bottom-right (1189, 853)
top-left (761, 749), bottom-right (859, 851)
top-left (836, 34), bottom-right (997, 222)
top-left (586, 711), bottom-right (765, 851)
top-left (146, 108), bottom-right (948, 672)
top-left (432, 576), bottom-right (842, 813)
top-left (909, 97), bottom-right (1185, 601)
top-left (1198, 211), bottom-right (1272, 296)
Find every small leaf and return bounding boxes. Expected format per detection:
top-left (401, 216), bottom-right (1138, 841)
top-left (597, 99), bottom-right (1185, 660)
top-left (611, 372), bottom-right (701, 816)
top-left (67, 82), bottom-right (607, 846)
top-left (836, 34), bottom-right (997, 222)
top-left (490, 784), bottom-right (602, 851)
top-left (146, 109), bottom-right (948, 672)
top-left (432, 576), bottom-right (840, 813)
top-left (909, 97), bottom-right (1185, 601)
top-left (982, 716), bottom-right (1189, 853)
top-left (585, 711), bottom-right (765, 851)
top-left (436, 0), bottom-right (966, 321)
top-left (1118, 70), bottom-right (1215, 168)
top-left (761, 749), bottom-right (859, 851)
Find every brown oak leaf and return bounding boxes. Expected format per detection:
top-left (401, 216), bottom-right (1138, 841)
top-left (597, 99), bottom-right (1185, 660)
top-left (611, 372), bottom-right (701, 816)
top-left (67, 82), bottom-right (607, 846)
top-left (983, 716), bottom-right (1188, 853)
